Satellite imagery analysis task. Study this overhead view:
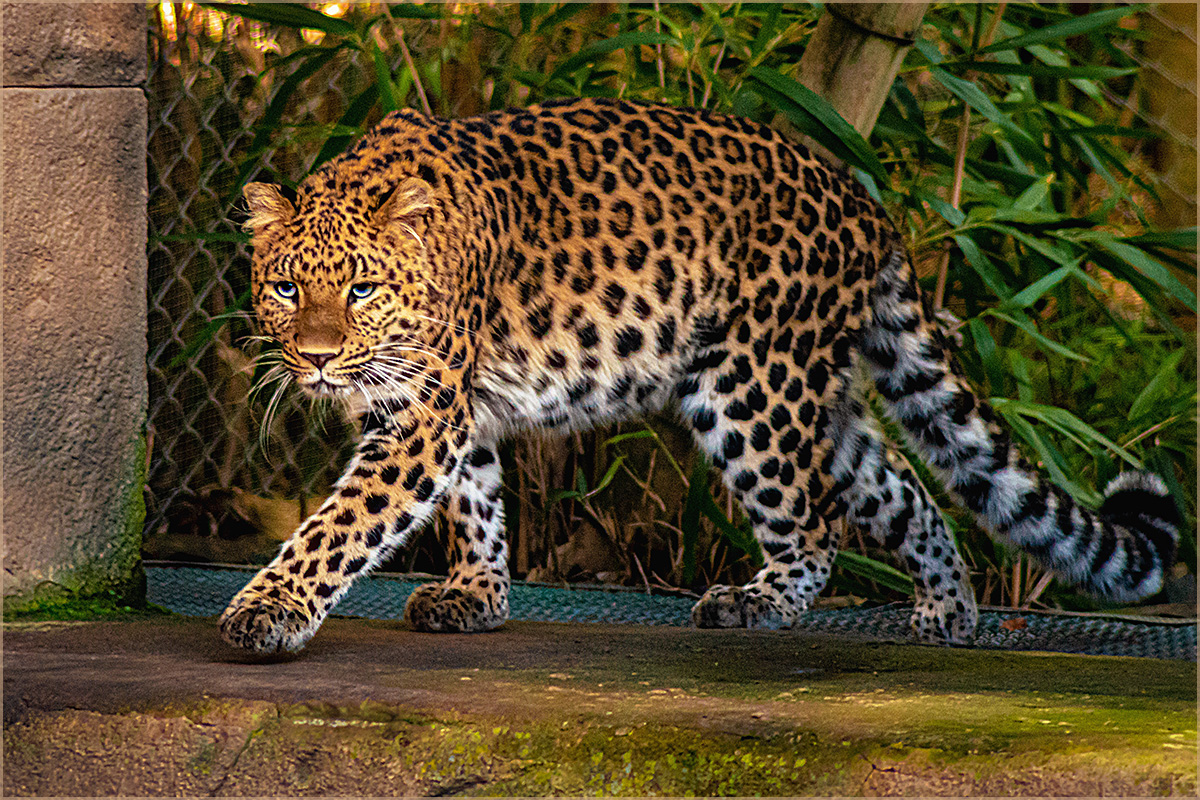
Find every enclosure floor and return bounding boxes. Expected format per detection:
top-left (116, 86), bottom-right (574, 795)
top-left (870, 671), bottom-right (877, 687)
top-left (4, 616), bottom-right (1195, 796)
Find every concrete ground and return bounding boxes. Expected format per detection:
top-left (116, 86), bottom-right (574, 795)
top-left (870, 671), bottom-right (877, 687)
top-left (4, 615), bottom-right (1195, 796)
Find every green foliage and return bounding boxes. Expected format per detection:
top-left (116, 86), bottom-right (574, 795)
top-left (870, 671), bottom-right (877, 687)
top-left (165, 2), bottom-right (1194, 608)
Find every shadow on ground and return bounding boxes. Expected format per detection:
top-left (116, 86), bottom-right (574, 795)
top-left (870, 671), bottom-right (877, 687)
top-left (4, 616), bottom-right (1195, 795)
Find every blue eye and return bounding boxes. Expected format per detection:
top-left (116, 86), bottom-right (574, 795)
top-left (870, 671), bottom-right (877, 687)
top-left (350, 283), bottom-right (376, 301)
top-left (274, 281), bottom-right (297, 300)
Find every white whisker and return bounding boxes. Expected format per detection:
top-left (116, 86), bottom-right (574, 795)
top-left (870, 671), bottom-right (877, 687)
top-left (358, 362), bottom-right (466, 432)
top-left (406, 312), bottom-right (472, 336)
top-left (371, 340), bottom-right (453, 371)
top-left (257, 371), bottom-right (293, 460)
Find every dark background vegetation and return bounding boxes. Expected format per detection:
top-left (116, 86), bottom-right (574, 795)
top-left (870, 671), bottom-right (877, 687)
top-left (145, 2), bottom-right (1196, 612)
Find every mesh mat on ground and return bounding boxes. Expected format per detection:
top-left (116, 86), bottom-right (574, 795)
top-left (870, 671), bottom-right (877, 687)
top-left (147, 563), bottom-right (1196, 661)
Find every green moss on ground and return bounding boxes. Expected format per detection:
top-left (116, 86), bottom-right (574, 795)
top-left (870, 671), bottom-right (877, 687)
top-left (3, 591), bottom-right (170, 623)
top-left (9, 676), bottom-right (1191, 796)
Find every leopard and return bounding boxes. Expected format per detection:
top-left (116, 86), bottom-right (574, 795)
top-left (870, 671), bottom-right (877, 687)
top-left (219, 97), bottom-right (1179, 654)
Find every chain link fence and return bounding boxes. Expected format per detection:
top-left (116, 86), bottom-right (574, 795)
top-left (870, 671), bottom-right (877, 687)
top-left (144, 4), bottom-right (1196, 579)
top-left (145, 4), bottom-right (436, 552)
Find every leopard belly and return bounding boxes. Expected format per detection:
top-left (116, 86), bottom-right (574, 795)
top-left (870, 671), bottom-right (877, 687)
top-left (472, 348), bottom-right (688, 441)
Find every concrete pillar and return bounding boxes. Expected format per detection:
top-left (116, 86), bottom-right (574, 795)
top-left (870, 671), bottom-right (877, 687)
top-left (2, 3), bottom-right (148, 611)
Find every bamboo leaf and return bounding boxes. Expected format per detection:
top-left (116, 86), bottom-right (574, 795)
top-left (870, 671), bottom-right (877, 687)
top-left (534, 3), bottom-right (588, 34)
top-left (993, 398), bottom-right (1142, 468)
top-left (589, 456), bottom-right (626, 496)
top-left (1006, 349), bottom-right (1037, 402)
top-left (984, 309), bottom-right (1091, 363)
top-left (746, 66), bottom-right (889, 184)
top-left (370, 41), bottom-right (401, 113)
top-left (1012, 174), bottom-right (1053, 211)
top-left (1071, 232), bottom-right (1198, 312)
top-left (968, 317), bottom-right (1005, 391)
top-left (928, 67), bottom-right (1044, 163)
top-left (978, 222), bottom-right (1079, 268)
top-left (200, 2), bottom-right (357, 37)
top-left (232, 47), bottom-right (340, 195)
top-left (1128, 349), bottom-right (1186, 421)
top-left (696, 486), bottom-right (760, 563)
top-left (546, 488), bottom-right (582, 508)
top-left (980, 5), bottom-right (1142, 54)
top-left (1121, 228), bottom-right (1198, 253)
top-left (518, 3), bottom-right (537, 34)
top-left (1054, 124), bottom-right (1160, 140)
top-left (547, 31), bottom-right (677, 85)
top-left (260, 49), bottom-right (341, 132)
top-left (604, 430), bottom-right (657, 447)
top-left (312, 84), bottom-right (379, 169)
top-left (952, 234), bottom-right (1014, 300)
top-left (998, 409), bottom-right (1100, 504)
top-left (1146, 448), bottom-right (1196, 567)
top-left (1000, 263), bottom-right (1081, 311)
top-left (912, 35), bottom-right (946, 66)
top-left (920, 192), bottom-right (965, 227)
top-left (749, 3), bottom-right (783, 56)
top-left (833, 551), bottom-right (914, 595)
top-left (383, 4), bottom-right (450, 20)
top-left (257, 44), bottom-right (348, 77)
top-left (941, 60), bottom-right (1136, 80)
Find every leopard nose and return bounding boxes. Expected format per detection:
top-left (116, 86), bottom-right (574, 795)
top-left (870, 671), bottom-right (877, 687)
top-left (300, 351), bottom-right (337, 370)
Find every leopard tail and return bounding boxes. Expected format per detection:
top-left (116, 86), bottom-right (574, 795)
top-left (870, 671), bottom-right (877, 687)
top-left (859, 250), bottom-right (1179, 602)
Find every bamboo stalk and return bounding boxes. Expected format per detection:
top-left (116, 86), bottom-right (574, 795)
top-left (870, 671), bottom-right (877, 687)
top-left (1022, 570), bottom-right (1055, 609)
top-left (386, 16), bottom-right (432, 116)
top-left (701, 41), bottom-right (725, 109)
top-left (653, 1), bottom-right (666, 91)
top-left (933, 3), bottom-right (1007, 310)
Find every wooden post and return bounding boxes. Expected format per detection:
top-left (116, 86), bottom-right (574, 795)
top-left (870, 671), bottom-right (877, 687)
top-left (782, 3), bottom-right (929, 158)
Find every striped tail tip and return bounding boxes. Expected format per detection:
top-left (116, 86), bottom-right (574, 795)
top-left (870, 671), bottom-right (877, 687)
top-left (1099, 470), bottom-right (1181, 572)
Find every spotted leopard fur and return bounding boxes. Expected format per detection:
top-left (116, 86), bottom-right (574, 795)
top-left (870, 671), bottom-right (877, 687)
top-left (220, 98), bottom-right (1179, 653)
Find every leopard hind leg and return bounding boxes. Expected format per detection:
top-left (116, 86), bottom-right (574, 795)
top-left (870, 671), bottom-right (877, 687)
top-left (829, 391), bottom-right (977, 643)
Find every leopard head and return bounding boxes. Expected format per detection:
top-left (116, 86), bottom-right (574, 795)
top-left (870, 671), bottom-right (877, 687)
top-left (242, 177), bottom-right (446, 407)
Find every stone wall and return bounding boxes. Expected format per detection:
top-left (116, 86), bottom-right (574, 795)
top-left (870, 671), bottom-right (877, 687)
top-left (3, 3), bottom-right (148, 611)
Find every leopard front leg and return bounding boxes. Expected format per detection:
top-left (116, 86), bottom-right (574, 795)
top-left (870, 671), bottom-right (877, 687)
top-left (405, 443), bottom-right (510, 632)
top-left (219, 404), bottom-right (472, 653)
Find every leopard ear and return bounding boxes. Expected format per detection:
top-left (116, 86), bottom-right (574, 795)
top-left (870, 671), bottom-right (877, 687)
top-left (371, 178), bottom-right (433, 245)
top-left (242, 182), bottom-right (294, 238)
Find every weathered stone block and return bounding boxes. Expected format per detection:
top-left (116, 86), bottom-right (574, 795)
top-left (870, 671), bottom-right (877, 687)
top-left (2, 87), bottom-right (148, 608)
top-left (2, 3), bottom-right (146, 87)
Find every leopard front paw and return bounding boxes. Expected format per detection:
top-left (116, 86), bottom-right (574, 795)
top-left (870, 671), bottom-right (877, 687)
top-left (404, 581), bottom-right (508, 633)
top-left (219, 592), bottom-right (315, 654)
top-left (911, 593), bottom-right (978, 645)
top-left (690, 585), bottom-right (793, 630)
